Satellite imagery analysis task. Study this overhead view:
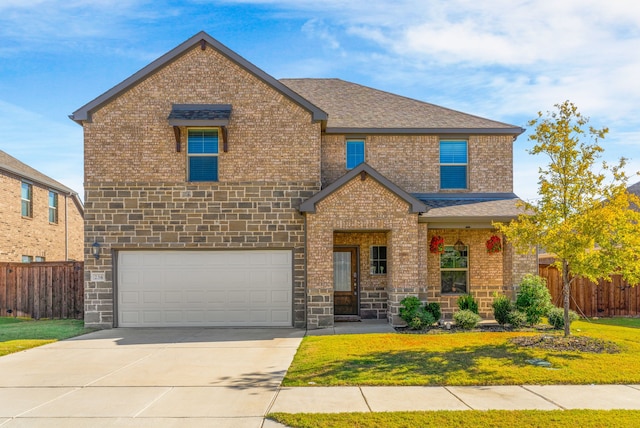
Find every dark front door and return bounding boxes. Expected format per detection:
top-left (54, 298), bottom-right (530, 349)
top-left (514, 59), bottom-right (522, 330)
top-left (333, 247), bottom-right (358, 315)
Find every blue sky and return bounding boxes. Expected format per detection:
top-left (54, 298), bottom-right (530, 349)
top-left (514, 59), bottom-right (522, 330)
top-left (1, 0), bottom-right (639, 202)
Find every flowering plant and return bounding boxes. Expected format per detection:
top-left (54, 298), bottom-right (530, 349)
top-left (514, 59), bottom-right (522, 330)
top-left (486, 235), bottom-right (502, 253)
top-left (430, 235), bottom-right (445, 254)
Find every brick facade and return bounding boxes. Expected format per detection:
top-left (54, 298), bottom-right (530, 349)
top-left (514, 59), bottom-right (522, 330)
top-left (82, 43), bottom-right (321, 328)
top-left (305, 174), bottom-right (423, 328)
top-left (321, 134), bottom-right (513, 193)
top-left (0, 170), bottom-right (83, 262)
top-left (78, 33), bottom-right (535, 329)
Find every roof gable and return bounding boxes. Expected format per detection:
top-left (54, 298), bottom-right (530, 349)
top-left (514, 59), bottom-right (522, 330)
top-left (71, 32), bottom-right (327, 124)
top-left (300, 163), bottom-right (427, 213)
top-left (281, 78), bottom-right (524, 135)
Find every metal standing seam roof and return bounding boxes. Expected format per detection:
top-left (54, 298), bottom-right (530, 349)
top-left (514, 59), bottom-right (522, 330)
top-left (280, 78), bottom-right (525, 135)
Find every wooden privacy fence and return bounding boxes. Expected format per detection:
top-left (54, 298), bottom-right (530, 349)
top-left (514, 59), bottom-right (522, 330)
top-left (0, 262), bottom-right (84, 320)
top-left (539, 264), bottom-right (640, 317)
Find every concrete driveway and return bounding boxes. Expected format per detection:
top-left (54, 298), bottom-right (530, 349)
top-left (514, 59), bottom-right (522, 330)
top-left (0, 328), bottom-right (304, 427)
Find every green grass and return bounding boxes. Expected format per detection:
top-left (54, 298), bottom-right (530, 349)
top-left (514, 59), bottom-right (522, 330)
top-left (0, 317), bottom-right (90, 357)
top-left (588, 317), bottom-right (640, 329)
top-left (269, 410), bottom-right (640, 428)
top-left (284, 320), bottom-right (640, 386)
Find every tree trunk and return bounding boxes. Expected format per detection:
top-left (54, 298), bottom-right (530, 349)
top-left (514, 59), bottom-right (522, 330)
top-left (562, 259), bottom-right (571, 337)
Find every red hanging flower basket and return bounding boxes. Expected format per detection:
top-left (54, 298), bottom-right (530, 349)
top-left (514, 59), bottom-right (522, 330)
top-left (430, 235), bottom-right (445, 254)
top-left (486, 235), bottom-right (502, 253)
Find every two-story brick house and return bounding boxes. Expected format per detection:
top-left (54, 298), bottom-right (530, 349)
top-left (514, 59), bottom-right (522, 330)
top-left (0, 150), bottom-right (84, 262)
top-left (71, 32), bottom-right (535, 329)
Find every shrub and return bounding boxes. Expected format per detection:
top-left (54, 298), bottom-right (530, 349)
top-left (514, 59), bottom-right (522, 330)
top-left (492, 294), bottom-right (513, 325)
top-left (399, 296), bottom-right (435, 330)
top-left (547, 307), bottom-right (580, 329)
top-left (454, 309), bottom-right (481, 330)
top-left (515, 274), bottom-right (553, 325)
top-left (507, 310), bottom-right (528, 328)
top-left (457, 294), bottom-right (479, 314)
top-left (425, 302), bottom-right (442, 323)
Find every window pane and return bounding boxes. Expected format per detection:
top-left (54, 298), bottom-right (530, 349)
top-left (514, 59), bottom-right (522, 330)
top-left (188, 129), bottom-right (218, 154)
top-left (440, 141), bottom-right (467, 163)
top-left (22, 255), bottom-right (32, 263)
top-left (189, 157), bottom-right (218, 181)
top-left (441, 271), bottom-right (467, 294)
top-left (333, 252), bottom-right (352, 291)
top-left (440, 165), bottom-right (467, 189)
top-left (346, 140), bottom-right (365, 169)
top-left (440, 246), bottom-right (468, 268)
top-left (21, 182), bottom-right (31, 199)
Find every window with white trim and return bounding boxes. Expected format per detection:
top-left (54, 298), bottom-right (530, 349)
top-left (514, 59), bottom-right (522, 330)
top-left (188, 128), bottom-right (219, 181)
top-left (21, 182), bottom-right (32, 217)
top-left (346, 139), bottom-right (365, 169)
top-left (440, 245), bottom-right (468, 294)
top-left (440, 140), bottom-right (467, 189)
top-left (49, 191), bottom-right (58, 223)
top-left (369, 245), bottom-right (387, 275)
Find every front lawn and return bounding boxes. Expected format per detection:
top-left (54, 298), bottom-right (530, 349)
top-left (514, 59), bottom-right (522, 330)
top-left (284, 320), bottom-right (640, 386)
top-left (269, 410), bottom-right (640, 428)
top-left (0, 317), bottom-right (89, 357)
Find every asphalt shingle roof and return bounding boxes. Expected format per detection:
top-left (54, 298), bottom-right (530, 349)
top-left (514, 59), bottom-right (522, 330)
top-left (0, 150), bottom-right (77, 195)
top-left (168, 104), bottom-right (231, 121)
top-left (415, 193), bottom-right (524, 220)
top-left (280, 78), bottom-right (523, 133)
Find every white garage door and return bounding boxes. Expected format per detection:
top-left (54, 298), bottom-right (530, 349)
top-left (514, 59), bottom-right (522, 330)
top-left (117, 250), bottom-right (292, 327)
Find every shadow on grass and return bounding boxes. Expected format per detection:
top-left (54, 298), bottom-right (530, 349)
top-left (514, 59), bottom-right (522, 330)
top-left (288, 341), bottom-right (588, 385)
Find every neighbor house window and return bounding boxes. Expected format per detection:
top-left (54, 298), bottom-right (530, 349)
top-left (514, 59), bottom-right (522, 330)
top-left (22, 255), bottom-right (33, 263)
top-left (35, 256), bottom-right (45, 262)
top-left (370, 245), bottom-right (387, 275)
top-left (188, 128), bottom-right (219, 181)
top-left (440, 245), bottom-right (468, 294)
top-left (21, 182), bottom-right (32, 217)
top-left (346, 139), bottom-right (365, 169)
top-left (440, 140), bottom-right (467, 189)
top-left (48, 191), bottom-right (58, 223)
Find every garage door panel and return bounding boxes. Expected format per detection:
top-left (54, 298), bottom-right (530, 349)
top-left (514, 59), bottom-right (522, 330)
top-left (117, 250), bottom-right (292, 327)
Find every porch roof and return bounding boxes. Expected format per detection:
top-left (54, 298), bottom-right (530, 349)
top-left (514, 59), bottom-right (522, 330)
top-left (300, 163), bottom-right (427, 213)
top-left (416, 193), bottom-right (524, 225)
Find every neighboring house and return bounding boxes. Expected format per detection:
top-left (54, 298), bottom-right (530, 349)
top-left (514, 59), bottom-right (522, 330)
top-left (71, 32), bottom-right (536, 329)
top-left (0, 150), bottom-right (84, 262)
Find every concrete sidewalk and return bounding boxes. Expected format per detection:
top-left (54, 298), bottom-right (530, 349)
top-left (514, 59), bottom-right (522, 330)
top-left (268, 384), bottom-right (640, 414)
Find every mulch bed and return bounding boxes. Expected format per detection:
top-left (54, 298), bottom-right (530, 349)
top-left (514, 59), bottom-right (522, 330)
top-left (510, 335), bottom-right (620, 354)
top-left (395, 324), bottom-right (620, 353)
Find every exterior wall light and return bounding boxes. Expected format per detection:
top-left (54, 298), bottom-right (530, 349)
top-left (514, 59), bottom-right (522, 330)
top-left (92, 242), bottom-right (101, 259)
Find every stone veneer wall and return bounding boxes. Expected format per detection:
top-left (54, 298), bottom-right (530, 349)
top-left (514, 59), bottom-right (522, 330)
top-left (334, 231), bottom-right (389, 319)
top-left (84, 182), bottom-right (316, 328)
top-left (321, 134), bottom-right (513, 193)
top-left (305, 174), bottom-right (423, 329)
top-left (0, 170), bottom-right (83, 262)
top-left (426, 228), bottom-right (505, 319)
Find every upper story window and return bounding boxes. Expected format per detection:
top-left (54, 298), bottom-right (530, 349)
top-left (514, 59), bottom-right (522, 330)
top-left (346, 139), bottom-right (365, 169)
top-left (22, 255), bottom-right (33, 263)
top-left (188, 129), bottom-right (219, 182)
top-left (440, 140), bottom-right (467, 189)
top-left (35, 256), bottom-right (45, 262)
top-left (48, 191), bottom-right (58, 223)
top-left (21, 182), bottom-right (32, 217)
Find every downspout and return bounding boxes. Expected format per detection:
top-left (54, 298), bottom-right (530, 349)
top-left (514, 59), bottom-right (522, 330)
top-left (64, 193), bottom-right (70, 260)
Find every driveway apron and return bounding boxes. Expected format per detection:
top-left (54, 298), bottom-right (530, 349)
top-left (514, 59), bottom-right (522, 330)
top-left (0, 328), bottom-right (304, 427)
